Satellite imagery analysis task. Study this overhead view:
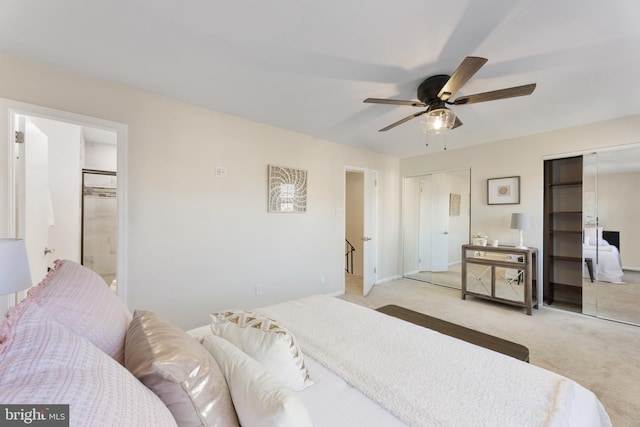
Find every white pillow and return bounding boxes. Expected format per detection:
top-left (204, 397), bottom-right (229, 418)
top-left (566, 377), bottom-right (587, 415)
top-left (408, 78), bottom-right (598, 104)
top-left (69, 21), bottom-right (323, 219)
top-left (202, 334), bottom-right (312, 427)
top-left (210, 310), bottom-right (312, 391)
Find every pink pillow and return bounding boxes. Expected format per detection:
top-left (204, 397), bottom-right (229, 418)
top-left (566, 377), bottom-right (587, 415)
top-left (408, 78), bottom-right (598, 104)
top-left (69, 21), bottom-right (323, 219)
top-left (27, 259), bottom-right (131, 364)
top-left (0, 303), bottom-right (177, 427)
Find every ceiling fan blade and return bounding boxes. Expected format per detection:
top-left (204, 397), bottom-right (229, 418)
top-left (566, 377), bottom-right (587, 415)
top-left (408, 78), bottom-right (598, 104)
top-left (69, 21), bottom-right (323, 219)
top-left (438, 56), bottom-right (488, 101)
top-left (452, 116), bottom-right (463, 129)
top-left (364, 98), bottom-right (426, 107)
top-left (379, 110), bottom-right (426, 132)
top-left (452, 83), bottom-right (536, 105)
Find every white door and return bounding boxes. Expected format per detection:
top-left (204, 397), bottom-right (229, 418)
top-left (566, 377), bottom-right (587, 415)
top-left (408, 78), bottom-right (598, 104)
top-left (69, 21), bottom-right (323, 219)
top-left (17, 117), bottom-right (51, 284)
top-left (362, 169), bottom-right (378, 296)
top-left (431, 179), bottom-right (449, 272)
top-left (418, 179), bottom-right (432, 272)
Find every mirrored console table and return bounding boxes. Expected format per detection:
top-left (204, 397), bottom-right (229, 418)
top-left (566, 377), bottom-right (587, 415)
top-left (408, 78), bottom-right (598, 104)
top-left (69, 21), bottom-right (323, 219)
top-left (461, 245), bottom-right (538, 315)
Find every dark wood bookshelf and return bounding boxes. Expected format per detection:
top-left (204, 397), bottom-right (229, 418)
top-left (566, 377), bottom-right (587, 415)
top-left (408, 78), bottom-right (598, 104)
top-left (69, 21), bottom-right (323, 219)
top-left (544, 156), bottom-right (583, 306)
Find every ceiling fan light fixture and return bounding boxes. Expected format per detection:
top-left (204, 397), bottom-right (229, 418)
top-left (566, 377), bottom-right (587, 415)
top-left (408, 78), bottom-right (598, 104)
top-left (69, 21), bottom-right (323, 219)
top-left (421, 107), bottom-right (456, 134)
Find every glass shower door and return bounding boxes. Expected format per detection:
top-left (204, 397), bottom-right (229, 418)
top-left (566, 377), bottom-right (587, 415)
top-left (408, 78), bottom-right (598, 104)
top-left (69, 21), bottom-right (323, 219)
top-left (82, 170), bottom-right (117, 286)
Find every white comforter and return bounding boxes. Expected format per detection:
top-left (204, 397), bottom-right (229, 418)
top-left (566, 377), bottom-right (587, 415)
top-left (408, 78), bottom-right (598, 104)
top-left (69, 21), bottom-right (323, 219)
top-left (257, 295), bottom-right (611, 427)
top-left (583, 243), bottom-right (624, 283)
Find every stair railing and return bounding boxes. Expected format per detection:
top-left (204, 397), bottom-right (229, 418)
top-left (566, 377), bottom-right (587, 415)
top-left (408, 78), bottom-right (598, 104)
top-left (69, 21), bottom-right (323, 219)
top-left (345, 239), bottom-right (356, 274)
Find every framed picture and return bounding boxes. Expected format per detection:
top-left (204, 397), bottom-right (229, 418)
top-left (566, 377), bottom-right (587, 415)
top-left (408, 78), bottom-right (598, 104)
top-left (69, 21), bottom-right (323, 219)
top-left (487, 176), bottom-right (520, 205)
top-left (268, 165), bottom-right (307, 213)
top-left (449, 193), bottom-right (461, 216)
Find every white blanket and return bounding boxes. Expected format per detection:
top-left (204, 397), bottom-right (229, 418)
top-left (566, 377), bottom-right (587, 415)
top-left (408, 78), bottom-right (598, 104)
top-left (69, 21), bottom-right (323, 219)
top-left (583, 244), bottom-right (624, 283)
top-left (257, 295), bottom-right (611, 427)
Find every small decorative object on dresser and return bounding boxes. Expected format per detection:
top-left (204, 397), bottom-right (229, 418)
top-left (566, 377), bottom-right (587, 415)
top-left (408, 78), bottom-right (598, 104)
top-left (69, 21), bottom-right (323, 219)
top-left (471, 233), bottom-right (488, 246)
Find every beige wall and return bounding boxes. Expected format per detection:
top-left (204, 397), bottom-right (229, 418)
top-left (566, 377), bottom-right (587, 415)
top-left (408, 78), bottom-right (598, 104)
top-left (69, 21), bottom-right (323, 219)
top-left (597, 171), bottom-right (640, 268)
top-left (0, 53), bottom-right (400, 328)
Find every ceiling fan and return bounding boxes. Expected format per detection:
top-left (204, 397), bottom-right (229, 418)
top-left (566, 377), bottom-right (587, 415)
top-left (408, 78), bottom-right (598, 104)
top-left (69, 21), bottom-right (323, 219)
top-left (364, 56), bottom-right (536, 133)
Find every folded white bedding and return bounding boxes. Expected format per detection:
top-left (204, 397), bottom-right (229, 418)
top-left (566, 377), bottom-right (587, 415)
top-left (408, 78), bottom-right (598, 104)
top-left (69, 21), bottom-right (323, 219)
top-left (583, 244), bottom-right (624, 283)
top-left (298, 357), bottom-right (406, 427)
top-left (187, 324), bottom-right (407, 426)
top-left (257, 295), bottom-right (611, 427)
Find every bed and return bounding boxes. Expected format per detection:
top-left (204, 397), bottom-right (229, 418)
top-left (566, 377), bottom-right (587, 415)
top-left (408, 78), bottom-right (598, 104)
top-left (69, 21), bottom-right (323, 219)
top-left (583, 228), bottom-right (624, 283)
top-left (0, 260), bottom-right (612, 426)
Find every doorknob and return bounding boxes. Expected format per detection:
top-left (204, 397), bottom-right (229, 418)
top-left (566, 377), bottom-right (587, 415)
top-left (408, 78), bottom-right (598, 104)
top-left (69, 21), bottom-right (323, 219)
top-left (443, 231), bottom-right (449, 234)
top-left (44, 247), bottom-right (55, 255)
top-left (362, 237), bottom-right (372, 241)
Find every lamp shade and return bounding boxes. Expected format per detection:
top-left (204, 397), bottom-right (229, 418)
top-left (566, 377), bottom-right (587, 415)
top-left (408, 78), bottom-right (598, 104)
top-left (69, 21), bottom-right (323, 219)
top-left (0, 238), bottom-right (32, 295)
top-left (510, 213), bottom-right (531, 230)
top-left (421, 108), bottom-right (457, 135)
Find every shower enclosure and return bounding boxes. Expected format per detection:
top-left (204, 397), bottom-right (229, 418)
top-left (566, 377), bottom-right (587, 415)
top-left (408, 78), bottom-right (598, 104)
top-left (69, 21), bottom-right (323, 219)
top-left (82, 169), bottom-right (117, 286)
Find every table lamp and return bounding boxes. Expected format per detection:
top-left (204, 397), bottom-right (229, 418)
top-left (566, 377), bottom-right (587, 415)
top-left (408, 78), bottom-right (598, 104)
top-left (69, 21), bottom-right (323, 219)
top-left (0, 239), bottom-right (32, 303)
top-left (511, 213), bottom-right (531, 249)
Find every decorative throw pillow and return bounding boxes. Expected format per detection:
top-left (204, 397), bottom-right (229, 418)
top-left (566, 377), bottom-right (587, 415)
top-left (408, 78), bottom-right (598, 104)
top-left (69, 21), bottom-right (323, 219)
top-left (210, 310), bottom-right (313, 391)
top-left (27, 259), bottom-right (131, 364)
top-left (125, 310), bottom-right (239, 427)
top-left (202, 334), bottom-right (312, 427)
top-left (0, 303), bottom-right (177, 427)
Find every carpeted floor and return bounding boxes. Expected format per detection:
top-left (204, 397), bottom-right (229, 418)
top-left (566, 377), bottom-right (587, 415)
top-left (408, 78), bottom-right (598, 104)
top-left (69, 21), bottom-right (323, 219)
top-left (341, 277), bottom-right (640, 427)
top-left (583, 269), bottom-right (640, 325)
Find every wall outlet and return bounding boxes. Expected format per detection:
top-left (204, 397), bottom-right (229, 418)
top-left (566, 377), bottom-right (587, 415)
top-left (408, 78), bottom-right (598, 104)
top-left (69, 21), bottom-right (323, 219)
top-left (320, 274), bottom-right (325, 283)
top-left (255, 283), bottom-right (263, 295)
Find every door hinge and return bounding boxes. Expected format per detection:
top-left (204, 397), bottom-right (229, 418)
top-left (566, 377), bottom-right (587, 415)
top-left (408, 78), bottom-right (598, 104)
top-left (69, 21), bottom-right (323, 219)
top-left (15, 131), bottom-right (24, 144)
top-left (374, 267), bottom-right (377, 274)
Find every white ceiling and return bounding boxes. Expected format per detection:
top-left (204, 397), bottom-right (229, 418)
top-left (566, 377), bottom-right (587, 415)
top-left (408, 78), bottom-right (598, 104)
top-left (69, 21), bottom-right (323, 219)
top-left (2, 0), bottom-right (640, 158)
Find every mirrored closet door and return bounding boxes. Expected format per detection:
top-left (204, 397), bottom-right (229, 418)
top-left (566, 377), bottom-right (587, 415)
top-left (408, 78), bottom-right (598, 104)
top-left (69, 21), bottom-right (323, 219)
top-left (583, 146), bottom-right (640, 325)
top-left (403, 169), bottom-right (470, 289)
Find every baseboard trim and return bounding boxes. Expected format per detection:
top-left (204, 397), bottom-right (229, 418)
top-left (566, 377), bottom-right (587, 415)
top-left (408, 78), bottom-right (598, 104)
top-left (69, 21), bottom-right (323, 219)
top-left (376, 275), bottom-right (402, 285)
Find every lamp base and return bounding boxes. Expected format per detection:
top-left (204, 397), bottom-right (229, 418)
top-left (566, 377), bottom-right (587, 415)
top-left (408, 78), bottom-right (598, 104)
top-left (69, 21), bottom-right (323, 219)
top-left (515, 229), bottom-right (526, 250)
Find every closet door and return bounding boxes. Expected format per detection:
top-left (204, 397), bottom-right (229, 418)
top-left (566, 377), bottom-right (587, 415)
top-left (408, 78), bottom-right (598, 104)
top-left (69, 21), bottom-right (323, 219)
top-left (402, 170), bottom-right (470, 289)
top-left (582, 153), bottom-right (598, 315)
top-left (585, 147), bottom-right (640, 325)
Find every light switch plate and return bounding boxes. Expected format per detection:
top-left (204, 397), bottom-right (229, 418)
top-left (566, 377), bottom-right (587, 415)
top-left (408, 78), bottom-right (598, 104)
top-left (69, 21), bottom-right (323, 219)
top-left (215, 166), bottom-right (227, 178)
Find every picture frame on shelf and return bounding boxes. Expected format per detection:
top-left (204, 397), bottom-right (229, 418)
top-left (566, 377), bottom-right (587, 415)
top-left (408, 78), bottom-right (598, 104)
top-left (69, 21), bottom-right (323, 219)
top-left (487, 176), bottom-right (520, 205)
